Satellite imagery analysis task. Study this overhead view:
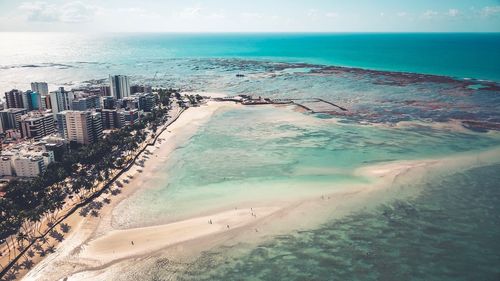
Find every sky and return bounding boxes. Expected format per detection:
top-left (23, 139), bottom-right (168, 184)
top-left (0, 0), bottom-right (499, 32)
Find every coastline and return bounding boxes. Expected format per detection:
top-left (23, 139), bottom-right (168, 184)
top-left (19, 100), bottom-right (239, 281)
top-left (21, 95), bottom-right (500, 280)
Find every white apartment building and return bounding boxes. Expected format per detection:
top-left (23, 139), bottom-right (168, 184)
top-left (0, 144), bottom-right (55, 177)
top-left (49, 87), bottom-right (74, 115)
top-left (19, 111), bottom-right (56, 141)
top-left (13, 156), bottom-right (46, 178)
top-left (59, 111), bottom-right (103, 145)
top-left (0, 156), bottom-right (13, 176)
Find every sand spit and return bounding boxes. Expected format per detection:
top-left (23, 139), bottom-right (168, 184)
top-left (21, 100), bottom-right (239, 281)
top-left (80, 207), bottom-right (279, 265)
top-left (21, 101), bottom-right (500, 281)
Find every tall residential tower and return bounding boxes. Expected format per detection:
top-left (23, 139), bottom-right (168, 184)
top-left (31, 82), bottom-right (49, 96)
top-left (109, 75), bottom-right (130, 100)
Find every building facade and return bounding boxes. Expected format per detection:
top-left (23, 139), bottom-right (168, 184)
top-left (119, 109), bottom-right (140, 127)
top-left (100, 109), bottom-right (122, 129)
top-left (102, 96), bottom-right (116, 109)
top-left (19, 112), bottom-right (56, 141)
top-left (109, 75), bottom-right (131, 100)
top-left (4, 89), bottom-right (25, 109)
top-left (59, 111), bottom-right (103, 145)
top-left (0, 144), bottom-right (55, 177)
top-left (49, 87), bottom-right (74, 114)
top-left (0, 108), bottom-right (28, 132)
top-left (72, 96), bottom-right (101, 111)
top-left (130, 85), bottom-right (152, 95)
top-left (31, 82), bottom-right (49, 96)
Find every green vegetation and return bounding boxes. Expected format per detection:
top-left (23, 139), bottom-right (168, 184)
top-left (0, 90), bottom-right (184, 280)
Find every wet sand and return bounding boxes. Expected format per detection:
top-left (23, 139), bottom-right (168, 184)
top-left (21, 102), bottom-right (500, 281)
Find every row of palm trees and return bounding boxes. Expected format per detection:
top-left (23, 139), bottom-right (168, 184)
top-left (0, 91), bottom-right (178, 280)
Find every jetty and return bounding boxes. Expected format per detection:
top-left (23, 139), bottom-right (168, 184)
top-left (213, 95), bottom-right (348, 114)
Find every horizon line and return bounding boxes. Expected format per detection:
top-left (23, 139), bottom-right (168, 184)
top-left (1, 31), bottom-right (500, 34)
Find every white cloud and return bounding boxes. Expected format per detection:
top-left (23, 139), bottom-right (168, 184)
top-left (422, 10), bottom-right (438, 18)
top-left (60, 1), bottom-right (97, 23)
top-left (307, 9), bottom-right (319, 18)
top-left (241, 12), bottom-right (264, 19)
top-left (19, 1), bottom-right (97, 23)
top-left (205, 11), bottom-right (226, 20)
top-left (447, 9), bottom-right (460, 17)
top-left (19, 1), bottom-right (59, 22)
top-left (397, 11), bottom-right (407, 17)
top-left (481, 6), bottom-right (500, 17)
top-left (114, 7), bottom-right (159, 19)
top-left (176, 4), bottom-right (202, 19)
top-left (325, 12), bottom-right (338, 18)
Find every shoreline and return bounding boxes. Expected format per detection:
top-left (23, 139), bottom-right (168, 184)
top-left (19, 100), bottom-right (239, 281)
top-left (20, 101), bottom-right (500, 281)
top-left (23, 131), bottom-right (500, 280)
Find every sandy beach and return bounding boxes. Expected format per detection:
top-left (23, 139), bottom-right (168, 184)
top-left (20, 100), bottom-right (500, 281)
top-left (80, 207), bottom-right (279, 265)
top-left (21, 100), bottom-right (241, 281)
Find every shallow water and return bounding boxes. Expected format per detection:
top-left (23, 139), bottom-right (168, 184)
top-left (6, 33), bottom-right (500, 280)
top-left (110, 163), bottom-right (500, 281)
top-left (175, 164), bottom-right (500, 281)
top-left (101, 100), bottom-right (500, 281)
top-left (112, 105), bottom-right (500, 229)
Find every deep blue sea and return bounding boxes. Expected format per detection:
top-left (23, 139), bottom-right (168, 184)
top-left (123, 33), bottom-right (500, 81)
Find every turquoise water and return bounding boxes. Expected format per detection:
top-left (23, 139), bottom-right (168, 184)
top-left (1, 33), bottom-right (500, 94)
top-left (110, 105), bottom-right (500, 281)
top-left (178, 164), bottom-right (500, 281)
top-left (2, 33), bottom-right (500, 280)
top-left (114, 106), bottom-right (500, 228)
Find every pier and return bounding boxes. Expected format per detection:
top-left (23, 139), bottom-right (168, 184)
top-left (214, 95), bottom-right (348, 114)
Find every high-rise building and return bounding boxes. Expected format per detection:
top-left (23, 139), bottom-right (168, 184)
top-left (121, 96), bottom-right (140, 110)
top-left (59, 111), bottom-right (103, 145)
top-left (102, 96), bottom-right (116, 109)
top-left (19, 112), bottom-right (56, 141)
top-left (90, 111), bottom-right (103, 142)
top-left (130, 85), bottom-right (152, 94)
top-left (4, 89), bottom-right (25, 109)
top-left (27, 91), bottom-right (42, 110)
top-left (0, 108), bottom-right (28, 132)
top-left (56, 112), bottom-right (68, 139)
top-left (119, 109), bottom-right (140, 127)
top-left (136, 92), bottom-right (156, 112)
top-left (49, 87), bottom-right (74, 115)
top-left (109, 75), bottom-right (131, 100)
top-left (72, 96), bottom-right (101, 111)
top-left (31, 82), bottom-right (49, 96)
top-left (40, 135), bottom-right (68, 162)
top-left (121, 93), bottom-right (155, 112)
top-left (99, 109), bottom-right (123, 129)
top-left (41, 95), bottom-right (52, 110)
top-left (100, 86), bottom-right (111, 96)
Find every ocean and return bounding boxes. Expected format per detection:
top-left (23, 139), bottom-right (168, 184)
top-left (2, 33), bottom-right (500, 280)
top-left (1, 33), bottom-right (500, 94)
